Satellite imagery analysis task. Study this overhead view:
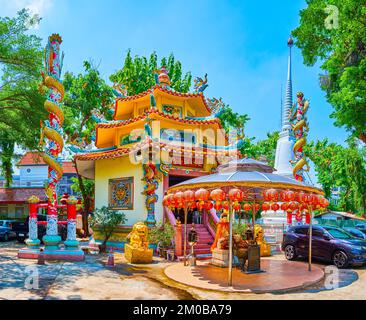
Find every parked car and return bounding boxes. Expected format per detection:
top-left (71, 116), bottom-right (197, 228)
top-left (13, 215), bottom-right (67, 243)
top-left (355, 223), bottom-right (366, 235)
top-left (0, 226), bottom-right (16, 241)
top-left (344, 227), bottom-right (366, 240)
top-left (282, 225), bottom-right (366, 268)
top-left (0, 220), bottom-right (17, 229)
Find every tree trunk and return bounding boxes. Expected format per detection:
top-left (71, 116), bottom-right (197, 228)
top-left (359, 132), bottom-right (366, 144)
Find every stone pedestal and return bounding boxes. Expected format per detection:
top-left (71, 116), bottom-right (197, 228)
top-left (124, 244), bottom-right (153, 264)
top-left (210, 248), bottom-right (229, 267)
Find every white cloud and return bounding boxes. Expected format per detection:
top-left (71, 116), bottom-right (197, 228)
top-left (0, 0), bottom-right (54, 16)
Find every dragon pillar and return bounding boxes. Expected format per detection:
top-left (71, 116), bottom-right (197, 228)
top-left (290, 92), bottom-right (310, 182)
top-left (40, 34), bottom-right (65, 247)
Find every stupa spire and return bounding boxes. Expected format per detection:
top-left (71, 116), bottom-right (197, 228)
top-left (281, 36), bottom-right (293, 133)
top-left (274, 36), bottom-right (295, 178)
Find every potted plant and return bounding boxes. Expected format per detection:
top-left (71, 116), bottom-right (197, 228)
top-left (148, 223), bottom-right (175, 258)
top-left (89, 206), bottom-right (127, 253)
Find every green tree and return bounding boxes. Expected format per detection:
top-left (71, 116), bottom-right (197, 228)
top-left (304, 138), bottom-right (366, 214)
top-left (0, 132), bottom-right (15, 187)
top-left (110, 50), bottom-right (192, 95)
top-left (292, 0), bottom-right (366, 143)
top-left (0, 9), bottom-right (45, 185)
top-left (63, 61), bottom-right (114, 234)
top-left (90, 206), bottom-right (127, 252)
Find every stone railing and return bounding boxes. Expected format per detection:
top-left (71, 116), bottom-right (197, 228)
top-left (206, 209), bottom-right (219, 238)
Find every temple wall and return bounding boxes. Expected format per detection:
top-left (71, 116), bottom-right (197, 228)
top-left (94, 156), bottom-right (164, 227)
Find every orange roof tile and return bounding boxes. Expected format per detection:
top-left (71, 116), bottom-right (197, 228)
top-left (17, 152), bottom-right (76, 174)
top-left (75, 138), bottom-right (241, 162)
top-left (97, 108), bottom-right (222, 130)
top-left (113, 85), bottom-right (212, 119)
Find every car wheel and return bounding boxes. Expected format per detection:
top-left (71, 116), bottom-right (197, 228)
top-left (284, 244), bottom-right (297, 260)
top-left (4, 233), bottom-right (8, 241)
top-left (332, 250), bottom-right (349, 269)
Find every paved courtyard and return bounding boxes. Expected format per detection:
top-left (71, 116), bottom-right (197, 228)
top-left (0, 241), bottom-right (364, 300)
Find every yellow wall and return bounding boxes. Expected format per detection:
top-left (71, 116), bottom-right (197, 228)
top-left (94, 156), bottom-right (164, 226)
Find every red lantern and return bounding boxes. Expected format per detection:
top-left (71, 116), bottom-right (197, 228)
top-left (299, 203), bottom-right (308, 211)
top-left (295, 210), bottom-right (303, 222)
top-left (281, 203), bottom-right (289, 211)
top-left (288, 201), bottom-right (299, 212)
top-left (223, 201), bottom-right (230, 210)
top-left (253, 203), bottom-right (261, 212)
top-left (287, 212), bottom-right (293, 224)
top-left (190, 202), bottom-right (197, 209)
top-left (271, 203), bottom-right (280, 212)
top-left (228, 188), bottom-right (244, 202)
top-left (305, 212), bottom-right (310, 224)
top-left (206, 201), bottom-right (214, 210)
top-left (174, 191), bottom-right (184, 203)
top-left (167, 194), bottom-right (175, 205)
top-left (282, 190), bottom-right (295, 202)
top-left (297, 192), bottom-right (306, 204)
top-left (183, 190), bottom-right (195, 202)
top-left (262, 202), bottom-right (270, 211)
top-left (195, 188), bottom-right (209, 201)
top-left (163, 195), bottom-right (169, 206)
top-left (243, 203), bottom-right (252, 212)
top-left (263, 190), bottom-right (271, 202)
top-left (197, 201), bottom-right (205, 211)
top-left (210, 189), bottom-right (226, 201)
top-left (233, 202), bottom-right (241, 211)
top-left (266, 188), bottom-right (279, 202)
top-left (214, 202), bottom-right (222, 211)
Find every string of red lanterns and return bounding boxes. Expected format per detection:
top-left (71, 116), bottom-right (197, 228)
top-left (163, 187), bottom-right (330, 223)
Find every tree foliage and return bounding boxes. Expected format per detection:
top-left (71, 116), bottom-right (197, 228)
top-left (292, 0), bottom-right (366, 143)
top-left (63, 61), bottom-right (114, 234)
top-left (63, 61), bottom-right (114, 146)
top-left (304, 138), bottom-right (366, 214)
top-left (0, 9), bottom-right (45, 186)
top-left (110, 50), bottom-right (192, 95)
top-left (90, 206), bottom-right (127, 252)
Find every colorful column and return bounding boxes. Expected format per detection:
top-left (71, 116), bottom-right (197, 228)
top-left (26, 196), bottom-right (41, 247)
top-left (64, 197), bottom-right (79, 249)
top-left (39, 34), bottom-right (65, 248)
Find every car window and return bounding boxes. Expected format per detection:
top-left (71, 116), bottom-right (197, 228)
top-left (324, 227), bottom-right (352, 239)
top-left (294, 228), bottom-right (308, 235)
top-left (311, 229), bottom-right (324, 237)
top-left (346, 228), bottom-right (364, 238)
top-left (0, 221), bottom-right (3, 226)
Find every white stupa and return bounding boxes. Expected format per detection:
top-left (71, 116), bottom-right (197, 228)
top-left (274, 36), bottom-right (295, 178)
top-left (261, 36), bottom-right (296, 249)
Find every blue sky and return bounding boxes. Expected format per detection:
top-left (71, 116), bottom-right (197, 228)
top-left (1, 0), bottom-right (348, 145)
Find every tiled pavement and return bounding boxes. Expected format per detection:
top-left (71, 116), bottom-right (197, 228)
top-left (0, 241), bottom-right (364, 300)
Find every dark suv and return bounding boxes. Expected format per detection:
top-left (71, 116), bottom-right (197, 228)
top-left (282, 225), bottom-right (366, 268)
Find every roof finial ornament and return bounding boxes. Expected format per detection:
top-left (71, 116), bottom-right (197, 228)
top-left (287, 35), bottom-right (294, 47)
top-left (194, 73), bottom-right (208, 93)
top-left (154, 66), bottom-right (171, 89)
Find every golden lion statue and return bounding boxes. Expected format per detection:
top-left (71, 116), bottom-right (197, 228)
top-left (254, 224), bottom-right (271, 257)
top-left (127, 222), bottom-right (149, 249)
top-left (124, 222), bottom-right (153, 264)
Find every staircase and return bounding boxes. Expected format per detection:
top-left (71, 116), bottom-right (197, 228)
top-left (177, 224), bottom-right (214, 261)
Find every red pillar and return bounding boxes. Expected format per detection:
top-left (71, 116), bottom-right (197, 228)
top-left (175, 223), bottom-right (183, 257)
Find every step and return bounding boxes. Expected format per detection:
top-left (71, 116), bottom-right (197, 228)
top-left (177, 253), bottom-right (212, 261)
